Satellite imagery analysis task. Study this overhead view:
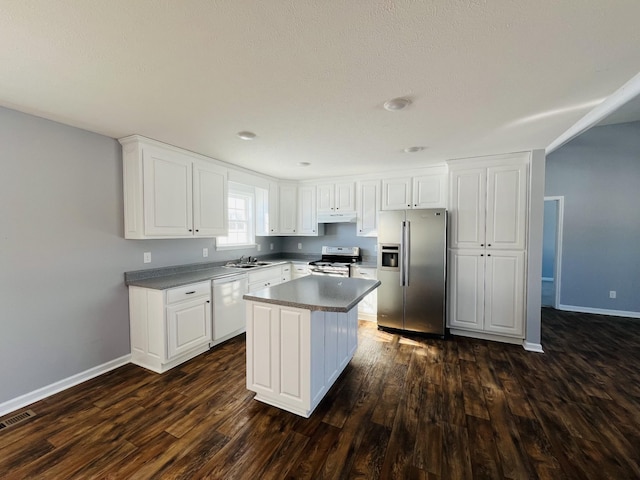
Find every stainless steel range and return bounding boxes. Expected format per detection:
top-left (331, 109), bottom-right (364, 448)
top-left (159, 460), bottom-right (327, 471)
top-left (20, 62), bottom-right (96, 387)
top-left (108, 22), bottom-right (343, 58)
top-left (309, 246), bottom-right (361, 277)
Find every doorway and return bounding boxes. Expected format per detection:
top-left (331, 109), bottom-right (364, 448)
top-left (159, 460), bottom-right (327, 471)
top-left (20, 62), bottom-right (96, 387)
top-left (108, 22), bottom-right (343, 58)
top-left (542, 196), bottom-right (564, 308)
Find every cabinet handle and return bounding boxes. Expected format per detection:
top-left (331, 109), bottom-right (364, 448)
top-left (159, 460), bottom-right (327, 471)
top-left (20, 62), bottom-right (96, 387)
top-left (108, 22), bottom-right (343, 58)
top-left (407, 204), bottom-right (411, 207)
top-left (480, 243), bottom-right (484, 247)
top-left (185, 291), bottom-right (196, 294)
top-left (487, 244), bottom-right (492, 247)
top-left (480, 254), bottom-right (484, 257)
top-left (188, 229), bottom-right (193, 232)
top-left (487, 254), bottom-right (491, 257)
top-left (195, 229), bottom-right (199, 232)
top-left (206, 300), bottom-right (210, 303)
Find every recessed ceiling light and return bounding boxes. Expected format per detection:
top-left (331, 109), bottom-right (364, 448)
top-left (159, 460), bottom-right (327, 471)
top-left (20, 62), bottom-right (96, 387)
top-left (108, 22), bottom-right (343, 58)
top-left (237, 131), bottom-right (256, 140)
top-left (297, 162), bottom-right (311, 167)
top-left (403, 146), bottom-right (425, 153)
top-left (383, 97), bottom-right (411, 111)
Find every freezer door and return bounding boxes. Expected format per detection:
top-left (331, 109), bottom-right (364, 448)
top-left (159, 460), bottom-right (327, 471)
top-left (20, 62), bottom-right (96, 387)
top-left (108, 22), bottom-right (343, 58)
top-left (403, 209), bottom-right (447, 334)
top-left (377, 268), bottom-right (404, 329)
top-left (377, 210), bottom-right (405, 329)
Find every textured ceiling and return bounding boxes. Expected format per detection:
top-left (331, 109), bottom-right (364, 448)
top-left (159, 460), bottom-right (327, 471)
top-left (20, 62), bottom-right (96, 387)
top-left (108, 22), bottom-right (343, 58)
top-left (1, 1), bottom-right (640, 179)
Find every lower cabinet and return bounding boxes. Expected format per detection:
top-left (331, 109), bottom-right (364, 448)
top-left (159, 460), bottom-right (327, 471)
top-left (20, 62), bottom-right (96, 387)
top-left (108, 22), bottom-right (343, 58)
top-left (248, 264), bottom-right (286, 293)
top-left (291, 263), bottom-right (310, 279)
top-left (245, 302), bottom-right (358, 417)
top-left (129, 281), bottom-right (212, 373)
top-left (351, 266), bottom-right (377, 321)
top-left (448, 249), bottom-right (525, 340)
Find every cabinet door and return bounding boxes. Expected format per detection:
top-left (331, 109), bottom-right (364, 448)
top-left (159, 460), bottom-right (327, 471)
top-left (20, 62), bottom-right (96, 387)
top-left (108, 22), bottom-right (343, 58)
top-left (193, 161), bottom-right (228, 237)
top-left (143, 147), bottom-right (193, 236)
top-left (334, 182), bottom-right (355, 211)
top-left (356, 180), bottom-right (379, 237)
top-left (449, 168), bottom-right (486, 249)
top-left (448, 249), bottom-right (485, 331)
top-left (316, 184), bottom-right (334, 212)
top-left (486, 162), bottom-right (527, 250)
top-left (166, 297), bottom-right (212, 359)
top-left (381, 177), bottom-right (412, 210)
top-left (268, 182), bottom-right (280, 235)
top-left (413, 174), bottom-right (447, 208)
top-left (484, 250), bottom-right (525, 337)
top-left (352, 267), bottom-right (377, 317)
top-left (298, 185), bottom-right (319, 235)
top-left (246, 302), bottom-right (278, 394)
top-left (279, 184), bottom-right (298, 234)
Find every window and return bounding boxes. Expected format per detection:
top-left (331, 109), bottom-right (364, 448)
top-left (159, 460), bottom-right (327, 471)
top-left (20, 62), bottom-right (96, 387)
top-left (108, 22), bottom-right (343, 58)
top-left (216, 183), bottom-right (255, 249)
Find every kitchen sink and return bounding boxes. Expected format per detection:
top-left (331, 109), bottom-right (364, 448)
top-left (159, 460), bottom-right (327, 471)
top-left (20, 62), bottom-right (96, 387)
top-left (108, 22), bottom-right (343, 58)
top-left (225, 261), bottom-right (272, 269)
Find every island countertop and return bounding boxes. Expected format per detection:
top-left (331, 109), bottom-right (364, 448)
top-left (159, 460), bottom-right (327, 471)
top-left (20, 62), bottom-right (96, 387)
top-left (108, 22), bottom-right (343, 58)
top-left (243, 275), bottom-right (380, 312)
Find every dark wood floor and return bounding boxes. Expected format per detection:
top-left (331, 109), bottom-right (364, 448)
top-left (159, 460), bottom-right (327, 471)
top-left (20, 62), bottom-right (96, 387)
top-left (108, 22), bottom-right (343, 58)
top-left (1, 309), bottom-right (639, 479)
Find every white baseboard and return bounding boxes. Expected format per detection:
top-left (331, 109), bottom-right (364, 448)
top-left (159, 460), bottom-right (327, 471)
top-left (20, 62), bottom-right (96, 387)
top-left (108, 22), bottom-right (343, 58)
top-left (558, 304), bottom-right (640, 319)
top-left (0, 354), bottom-right (131, 417)
top-left (523, 341), bottom-right (544, 353)
top-left (542, 277), bottom-right (554, 282)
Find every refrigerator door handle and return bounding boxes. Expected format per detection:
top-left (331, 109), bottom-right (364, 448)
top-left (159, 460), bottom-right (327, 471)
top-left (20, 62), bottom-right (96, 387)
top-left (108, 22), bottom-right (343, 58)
top-left (404, 220), bottom-right (410, 286)
top-left (399, 221), bottom-right (405, 286)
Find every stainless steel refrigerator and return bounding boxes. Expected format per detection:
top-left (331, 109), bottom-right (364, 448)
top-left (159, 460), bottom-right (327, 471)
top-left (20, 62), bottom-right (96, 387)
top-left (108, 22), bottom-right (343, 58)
top-left (377, 208), bottom-right (446, 335)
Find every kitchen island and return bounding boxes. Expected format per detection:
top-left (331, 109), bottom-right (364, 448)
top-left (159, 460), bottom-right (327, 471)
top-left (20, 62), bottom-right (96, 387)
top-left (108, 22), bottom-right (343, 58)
top-left (244, 275), bottom-right (380, 417)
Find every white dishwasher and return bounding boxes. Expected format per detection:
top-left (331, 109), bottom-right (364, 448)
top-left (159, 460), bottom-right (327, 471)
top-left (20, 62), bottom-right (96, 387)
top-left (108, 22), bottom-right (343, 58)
top-left (211, 273), bottom-right (248, 346)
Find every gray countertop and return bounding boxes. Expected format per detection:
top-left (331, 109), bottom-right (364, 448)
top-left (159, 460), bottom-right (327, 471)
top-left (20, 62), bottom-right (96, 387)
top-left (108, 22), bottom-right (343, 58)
top-left (125, 258), bottom-right (307, 289)
top-left (243, 276), bottom-right (381, 312)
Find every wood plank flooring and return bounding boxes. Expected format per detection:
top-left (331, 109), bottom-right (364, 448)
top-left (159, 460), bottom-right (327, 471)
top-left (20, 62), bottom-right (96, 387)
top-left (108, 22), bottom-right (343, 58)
top-left (1, 308), bottom-right (639, 479)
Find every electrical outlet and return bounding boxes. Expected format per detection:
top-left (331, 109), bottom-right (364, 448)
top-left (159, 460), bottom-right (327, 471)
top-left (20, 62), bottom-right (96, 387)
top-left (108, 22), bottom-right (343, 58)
top-left (609, 290), bottom-right (616, 299)
top-left (270, 243), bottom-right (274, 251)
top-left (202, 247), bottom-right (208, 258)
top-left (143, 252), bottom-right (151, 264)
top-left (298, 243), bottom-right (302, 250)
top-left (257, 244), bottom-right (262, 252)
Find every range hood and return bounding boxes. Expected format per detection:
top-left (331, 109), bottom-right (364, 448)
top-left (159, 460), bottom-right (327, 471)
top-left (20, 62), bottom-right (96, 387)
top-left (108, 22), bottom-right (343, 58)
top-left (317, 211), bottom-right (357, 223)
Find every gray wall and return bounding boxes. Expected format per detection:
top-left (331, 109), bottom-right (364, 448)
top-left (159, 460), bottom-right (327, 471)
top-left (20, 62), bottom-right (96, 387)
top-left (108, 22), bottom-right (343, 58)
top-left (0, 107), bottom-right (280, 404)
top-left (542, 200), bottom-right (557, 279)
top-left (280, 223), bottom-right (377, 260)
top-left (546, 121), bottom-right (640, 313)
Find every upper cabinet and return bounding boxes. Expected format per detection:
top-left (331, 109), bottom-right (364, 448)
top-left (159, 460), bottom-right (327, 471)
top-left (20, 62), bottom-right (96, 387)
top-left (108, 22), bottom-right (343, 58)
top-left (449, 155), bottom-right (528, 250)
top-left (255, 181), bottom-right (279, 236)
top-left (120, 136), bottom-right (227, 239)
top-left (298, 185), bottom-right (321, 235)
top-left (278, 183), bottom-right (298, 234)
top-left (356, 180), bottom-right (379, 237)
top-left (317, 182), bottom-right (356, 213)
top-left (380, 169), bottom-right (447, 210)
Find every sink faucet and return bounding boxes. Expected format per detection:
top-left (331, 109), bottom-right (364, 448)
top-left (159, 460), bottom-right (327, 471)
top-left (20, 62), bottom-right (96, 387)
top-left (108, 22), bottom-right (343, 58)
top-left (239, 255), bottom-right (246, 264)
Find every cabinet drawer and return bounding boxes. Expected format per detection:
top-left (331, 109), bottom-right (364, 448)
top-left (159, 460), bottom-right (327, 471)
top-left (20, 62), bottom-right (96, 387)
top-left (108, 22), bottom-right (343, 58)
top-left (166, 281), bottom-right (211, 304)
top-left (248, 266), bottom-right (282, 284)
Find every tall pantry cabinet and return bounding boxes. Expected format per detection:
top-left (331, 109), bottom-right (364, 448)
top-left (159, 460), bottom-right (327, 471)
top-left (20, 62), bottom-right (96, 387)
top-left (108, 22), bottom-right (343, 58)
top-left (447, 153), bottom-right (529, 343)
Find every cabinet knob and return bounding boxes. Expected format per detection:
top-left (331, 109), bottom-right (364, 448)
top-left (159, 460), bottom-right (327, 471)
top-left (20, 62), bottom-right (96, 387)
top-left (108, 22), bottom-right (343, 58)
top-left (480, 243), bottom-right (484, 247)
top-left (195, 229), bottom-right (199, 232)
top-left (487, 244), bottom-right (492, 247)
top-left (407, 204), bottom-right (411, 207)
top-left (206, 300), bottom-right (210, 303)
top-left (487, 254), bottom-right (491, 257)
top-left (188, 229), bottom-right (193, 232)
top-left (480, 254), bottom-right (484, 257)
top-left (414, 204), bottom-right (417, 207)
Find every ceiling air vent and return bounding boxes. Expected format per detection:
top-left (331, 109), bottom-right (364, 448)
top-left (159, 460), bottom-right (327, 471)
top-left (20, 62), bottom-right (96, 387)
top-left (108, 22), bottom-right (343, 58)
top-left (0, 409), bottom-right (36, 430)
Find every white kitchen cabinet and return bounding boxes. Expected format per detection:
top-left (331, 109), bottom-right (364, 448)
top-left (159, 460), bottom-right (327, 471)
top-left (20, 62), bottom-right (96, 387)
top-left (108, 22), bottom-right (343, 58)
top-left (255, 181), bottom-right (280, 236)
top-left (129, 281), bottom-right (212, 373)
top-left (351, 266), bottom-right (377, 321)
top-left (291, 263), bottom-right (310, 279)
top-left (120, 135), bottom-right (228, 239)
top-left (317, 182), bottom-right (355, 213)
top-left (278, 184), bottom-right (298, 234)
top-left (245, 302), bottom-right (358, 418)
top-left (381, 171), bottom-right (447, 211)
top-left (356, 180), bottom-right (379, 237)
top-left (281, 264), bottom-right (292, 282)
top-left (298, 185), bottom-right (321, 235)
top-left (248, 264), bottom-right (286, 292)
top-left (448, 249), bottom-right (525, 338)
top-left (449, 157), bottom-right (527, 250)
top-left (412, 173), bottom-right (447, 208)
top-left (381, 177), bottom-right (412, 210)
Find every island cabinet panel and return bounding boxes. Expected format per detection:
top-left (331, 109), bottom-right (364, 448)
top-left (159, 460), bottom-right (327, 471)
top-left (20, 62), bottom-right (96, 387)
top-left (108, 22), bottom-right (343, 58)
top-left (246, 301), bottom-right (359, 418)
